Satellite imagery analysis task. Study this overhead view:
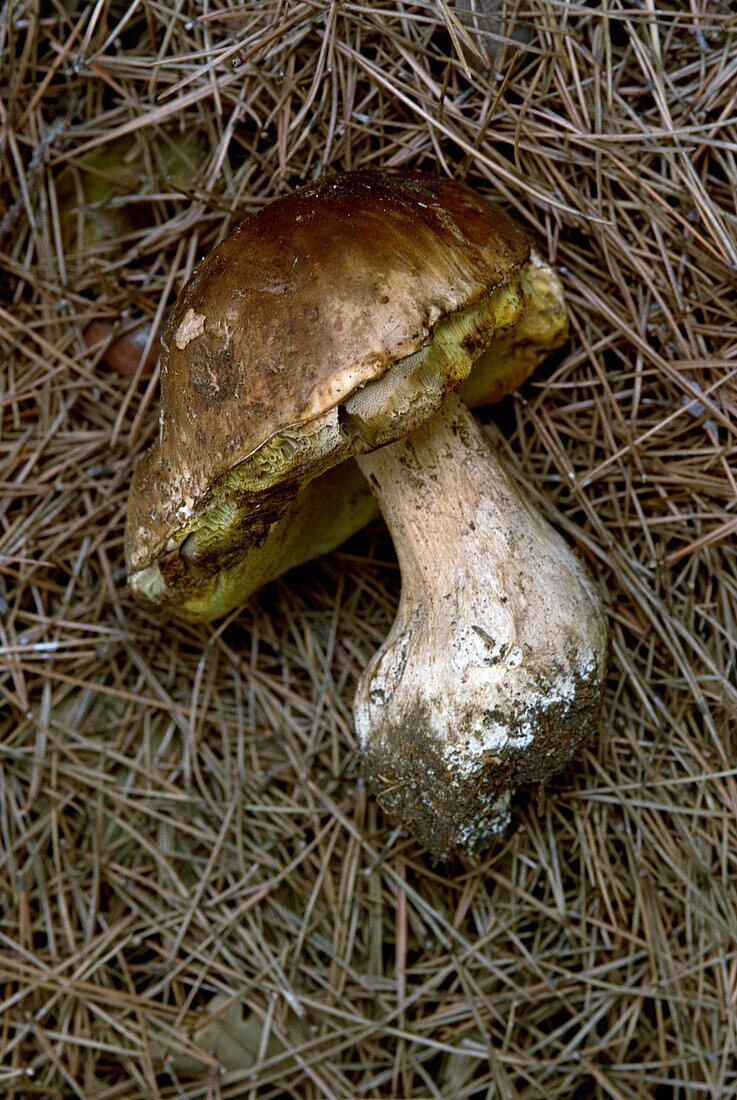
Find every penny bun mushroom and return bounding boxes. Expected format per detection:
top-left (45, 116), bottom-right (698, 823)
top-left (125, 169), bottom-right (609, 854)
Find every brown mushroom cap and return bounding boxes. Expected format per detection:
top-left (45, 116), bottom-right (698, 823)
top-left (126, 170), bottom-right (533, 617)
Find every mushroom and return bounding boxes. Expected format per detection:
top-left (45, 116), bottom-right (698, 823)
top-left (126, 170), bottom-right (609, 855)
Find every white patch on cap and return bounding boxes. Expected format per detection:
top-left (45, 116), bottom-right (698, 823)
top-left (174, 308), bottom-right (206, 350)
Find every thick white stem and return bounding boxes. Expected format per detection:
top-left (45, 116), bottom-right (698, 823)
top-left (354, 393), bottom-right (609, 856)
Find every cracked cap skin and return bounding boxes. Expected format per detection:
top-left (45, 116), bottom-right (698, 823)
top-left (125, 170), bottom-right (539, 618)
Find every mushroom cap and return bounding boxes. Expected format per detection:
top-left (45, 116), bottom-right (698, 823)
top-left (126, 170), bottom-right (531, 616)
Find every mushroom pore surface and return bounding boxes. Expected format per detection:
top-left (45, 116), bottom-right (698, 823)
top-left (354, 393), bottom-right (609, 857)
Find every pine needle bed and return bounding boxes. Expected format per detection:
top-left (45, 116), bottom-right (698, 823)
top-left (1, 3), bottom-right (736, 1097)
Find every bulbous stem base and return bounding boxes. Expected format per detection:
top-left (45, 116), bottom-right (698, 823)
top-left (354, 394), bottom-right (609, 856)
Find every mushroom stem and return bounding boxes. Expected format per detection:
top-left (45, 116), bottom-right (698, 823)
top-left (354, 392), bottom-right (609, 856)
